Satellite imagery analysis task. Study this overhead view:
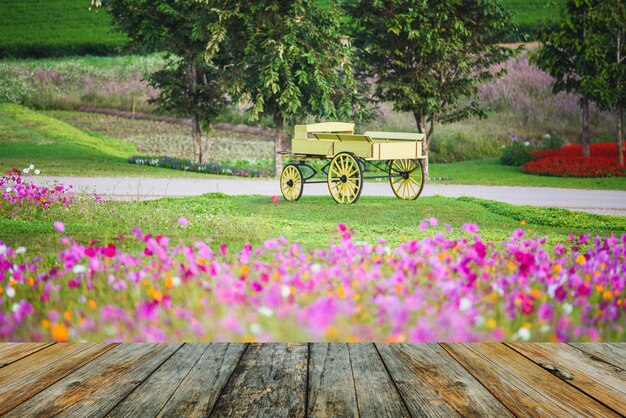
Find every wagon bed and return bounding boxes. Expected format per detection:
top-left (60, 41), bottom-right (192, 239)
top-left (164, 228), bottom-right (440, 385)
top-left (280, 122), bottom-right (427, 204)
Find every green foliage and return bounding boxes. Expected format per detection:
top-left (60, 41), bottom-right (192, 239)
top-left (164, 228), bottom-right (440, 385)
top-left (458, 196), bottom-right (626, 232)
top-left (540, 134), bottom-right (565, 150)
top-left (344, 0), bottom-right (518, 177)
top-left (0, 0), bottom-right (127, 58)
top-left (500, 140), bottom-right (535, 166)
top-left (429, 131), bottom-right (504, 163)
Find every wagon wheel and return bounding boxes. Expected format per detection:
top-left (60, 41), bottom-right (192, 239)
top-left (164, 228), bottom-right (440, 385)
top-left (389, 159), bottom-right (424, 200)
top-left (280, 164), bottom-right (304, 202)
top-left (327, 153), bottom-right (363, 204)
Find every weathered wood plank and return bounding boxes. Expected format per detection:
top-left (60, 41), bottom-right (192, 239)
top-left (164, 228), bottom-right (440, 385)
top-left (308, 343), bottom-right (358, 418)
top-left (376, 343), bottom-right (512, 417)
top-left (569, 343), bottom-right (626, 371)
top-left (5, 343), bottom-right (181, 417)
top-left (106, 343), bottom-right (209, 417)
top-left (508, 343), bottom-right (626, 415)
top-left (210, 343), bottom-right (307, 418)
top-left (348, 343), bottom-right (410, 418)
top-left (0, 343), bottom-right (115, 415)
top-left (158, 343), bottom-right (246, 418)
top-left (443, 343), bottom-right (620, 417)
top-left (0, 342), bottom-right (53, 368)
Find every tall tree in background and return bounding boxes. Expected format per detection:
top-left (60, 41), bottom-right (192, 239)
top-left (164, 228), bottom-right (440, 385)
top-left (533, 0), bottom-right (602, 159)
top-left (345, 0), bottom-right (515, 177)
top-left (230, 0), bottom-right (360, 176)
top-left (95, 0), bottom-right (233, 163)
top-left (587, 0), bottom-right (626, 165)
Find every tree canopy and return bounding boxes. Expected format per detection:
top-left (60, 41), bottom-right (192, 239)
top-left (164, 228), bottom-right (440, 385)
top-left (344, 0), bottom-right (517, 176)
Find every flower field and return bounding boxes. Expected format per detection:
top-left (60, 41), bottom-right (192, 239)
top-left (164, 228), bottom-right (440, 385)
top-left (1, 217), bottom-right (624, 343)
top-left (523, 143), bottom-right (626, 177)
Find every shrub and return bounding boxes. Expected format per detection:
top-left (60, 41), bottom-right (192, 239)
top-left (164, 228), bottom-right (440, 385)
top-left (500, 136), bottom-right (535, 166)
top-left (128, 156), bottom-right (274, 178)
top-left (540, 134), bottom-right (564, 151)
top-left (522, 143), bottom-right (626, 177)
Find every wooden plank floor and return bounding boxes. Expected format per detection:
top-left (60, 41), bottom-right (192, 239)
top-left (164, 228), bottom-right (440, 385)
top-left (0, 343), bottom-right (624, 417)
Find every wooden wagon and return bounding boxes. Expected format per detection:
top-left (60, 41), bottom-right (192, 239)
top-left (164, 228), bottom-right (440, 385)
top-left (279, 122), bottom-right (426, 204)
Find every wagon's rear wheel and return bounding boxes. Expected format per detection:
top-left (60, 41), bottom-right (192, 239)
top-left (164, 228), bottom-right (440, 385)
top-left (327, 153), bottom-right (363, 204)
top-left (280, 164), bottom-right (303, 202)
top-left (389, 159), bottom-right (424, 200)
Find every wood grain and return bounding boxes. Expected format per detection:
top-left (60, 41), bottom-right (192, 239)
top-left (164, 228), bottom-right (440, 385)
top-left (508, 343), bottom-right (626, 415)
top-left (210, 343), bottom-right (308, 418)
top-left (569, 343), bottom-right (626, 370)
top-left (444, 343), bottom-right (620, 417)
top-left (377, 343), bottom-right (512, 417)
top-left (106, 343), bottom-right (209, 417)
top-left (0, 342), bottom-right (52, 368)
top-left (307, 343), bottom-right (358, 418)
top-left (5, 343), bottom-right (181, 417)
top-left (0, 343), bottom-right (115, 415)
top-left (157, 343), bottom-right (246, 418)
top-left (348, 343), bottom-right (410, 418)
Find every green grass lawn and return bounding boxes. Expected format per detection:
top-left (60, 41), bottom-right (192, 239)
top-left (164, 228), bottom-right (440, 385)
top-left (0, 0), bottom-right (127, 58)
top-left (502, 0), bottom-right (564, 40)
top-left (2, 193), bottom-right (625, 256)
top-left (430, 159), bottom-right (626, 190)
top-left (0, 104), bottom-right (213, 178)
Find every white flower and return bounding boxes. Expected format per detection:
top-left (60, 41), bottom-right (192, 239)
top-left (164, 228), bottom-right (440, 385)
top-left (540, 324), bottom-right (550, 333)
top-left (6, 287), bottom-right (16, 298)
top-left (543, 134), bottom-right (551, 139)
top-left (0, 245), bottom-right (6, 255)
top-left (310, 263), bottom-right (321, 273)
top-left (459, 297), bottom-right (472, 312)
top-left (6, 187), bottom-right (12, 193)
top-left (12, 303), bottom-right (20, 313)
top-left (250, 323), bottom-right (262, 334)
top-left (29, 164), bottom-right (34, 170)
top-left (547, 284), bottom-right (558, 298)
top-left (23, 168), bottom-right (29, 174)
top-left (524, 141), bottom-right (530, 146)
top-left (281, 285), bottom-right (291, 298)
top-left (34, 169), bottom-right (40, 175)
top-left (73, 264), bottom-right (86, 274)
top-left (172, 276), bottom-right (181, 286)
top-left (259, 306), bottom-right (274, 317)
top-left (562, 303), bottom-right (573, 315)
top-left (517, 327), bottom-right (531, 341)
top-left (15, 247), bottom-right (26, 254)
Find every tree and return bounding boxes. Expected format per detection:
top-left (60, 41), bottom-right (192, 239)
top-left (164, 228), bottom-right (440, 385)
top-left (533, 0), bottom-right (604, 159)
top-left (587, 0), bottom-right (626, 165)
top-left (229, 0), bottom-right (360, 176)
top-left (345, 0), bottom-right (516, 177)
top-left (94, 0), bottom-right (233, 163)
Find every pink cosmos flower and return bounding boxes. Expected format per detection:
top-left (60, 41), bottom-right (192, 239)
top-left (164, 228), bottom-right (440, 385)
top-left (53, 221), bottom-right (65, 234)
top-left (178, 217), bottom-right (188, 227)
top-left (461, 223), bottom-right (479, 234)
top-left (271, 196), bottom-right (280, 203)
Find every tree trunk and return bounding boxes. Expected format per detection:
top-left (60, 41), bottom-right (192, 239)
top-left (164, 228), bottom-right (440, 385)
top-left (413, 111), bottom-right (433, 179)
top-left (205, 123), bottom-right (214, 160)
top-left (618, 105), bottom-right (625, 165)
top-left (274, 115), bottom-right (286, 178)
top-left (581, 98), bottom-right (590, 159)
top-left (191, 112), bottom-right (202, 163)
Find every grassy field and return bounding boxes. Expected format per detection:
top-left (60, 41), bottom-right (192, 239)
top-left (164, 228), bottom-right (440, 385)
top-left (2, 192), bottom-right (625, 256)
top-left (0, 104), bottom-right (210, 178)
top-left (0, 0), bottom-right (127, 58)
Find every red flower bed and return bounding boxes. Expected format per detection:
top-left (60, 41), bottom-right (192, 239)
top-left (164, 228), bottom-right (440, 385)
top-left (522, 143), bottom-right (626, 177)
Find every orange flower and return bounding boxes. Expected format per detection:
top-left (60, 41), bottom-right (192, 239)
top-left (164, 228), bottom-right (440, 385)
top-left (51, 323), bottom-right (68, 342)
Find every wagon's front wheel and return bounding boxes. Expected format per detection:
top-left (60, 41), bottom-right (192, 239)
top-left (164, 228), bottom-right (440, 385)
top-left (389, 159), bottom-right (424, 200)
top-left (327, 153), bottom-right (363, 204)
top-left (280, 164), bottom-right (304, 202)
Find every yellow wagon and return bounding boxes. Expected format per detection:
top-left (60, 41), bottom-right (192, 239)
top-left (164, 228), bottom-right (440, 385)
top-left (279, 122), bottom-right (426, 204)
